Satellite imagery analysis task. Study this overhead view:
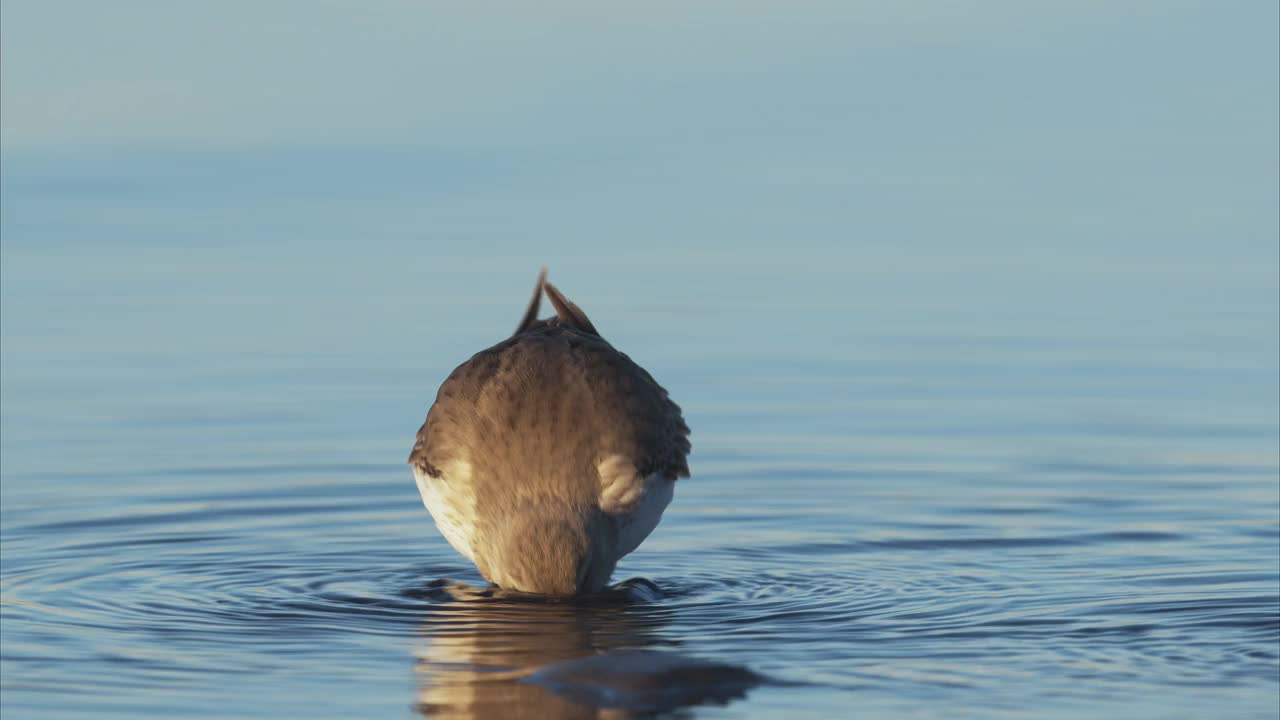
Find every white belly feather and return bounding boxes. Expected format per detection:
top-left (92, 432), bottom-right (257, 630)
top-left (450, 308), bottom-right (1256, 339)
top-left (611, 473), bottom-right (674, 558)
top-left (598, 454), bottom-right (674, 558)
top-left (414, 462), bottom-right (477, 562)
top-left (414, 456), bottom-right (674, 571)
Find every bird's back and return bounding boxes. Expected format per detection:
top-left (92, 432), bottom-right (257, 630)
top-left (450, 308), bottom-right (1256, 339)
top-left (409, 277), bottom-right (689, 594)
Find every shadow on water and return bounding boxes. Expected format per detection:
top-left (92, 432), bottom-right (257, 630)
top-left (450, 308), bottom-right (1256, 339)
top-left (409, 579), bottom-right (767, 719)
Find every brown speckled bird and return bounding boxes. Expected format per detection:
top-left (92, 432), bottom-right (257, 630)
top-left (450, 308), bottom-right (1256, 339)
top-left (408, 269), bottom-right (691, 594)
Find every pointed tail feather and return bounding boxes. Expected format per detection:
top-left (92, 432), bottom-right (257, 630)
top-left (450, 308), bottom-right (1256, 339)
top-left (544, 281), bottom-right (599, 336)
top-left (514, 267), bottom-right (548, 335)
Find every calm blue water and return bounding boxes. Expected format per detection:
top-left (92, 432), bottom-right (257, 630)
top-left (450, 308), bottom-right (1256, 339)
top-left (2, 3), bottom-right (1278, 719)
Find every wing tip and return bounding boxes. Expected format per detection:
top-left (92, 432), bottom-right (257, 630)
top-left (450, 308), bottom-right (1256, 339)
top-left (544, 279), bottom-right (600, 336)
top-left (514, 267), bottom-right (549, 335)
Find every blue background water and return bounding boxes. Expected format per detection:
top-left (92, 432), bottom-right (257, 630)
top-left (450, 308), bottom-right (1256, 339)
top-left (2, 2), bottom-right (1278, 718)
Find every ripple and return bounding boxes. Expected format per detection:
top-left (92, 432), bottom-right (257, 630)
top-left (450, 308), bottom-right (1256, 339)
top-left (2, 461), bottom-right (1277, 718)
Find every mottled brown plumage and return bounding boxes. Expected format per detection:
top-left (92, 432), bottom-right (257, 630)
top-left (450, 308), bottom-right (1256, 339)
top-left (408, 270), bottom-right (690, 594)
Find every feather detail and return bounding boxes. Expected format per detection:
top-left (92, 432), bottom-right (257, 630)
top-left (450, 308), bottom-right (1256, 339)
top-left (544, 281), bottom-right (599, 336)
top-left (513, 267), bottom-right (548, 336)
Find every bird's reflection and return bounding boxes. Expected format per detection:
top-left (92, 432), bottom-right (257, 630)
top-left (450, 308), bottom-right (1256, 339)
top-left (411, 578), bottom-right (678, 719)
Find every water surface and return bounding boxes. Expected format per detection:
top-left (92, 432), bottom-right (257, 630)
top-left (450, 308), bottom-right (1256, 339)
top-left (3, 203), bottom-right (1276, 716)
top-left (2, 3), bottom-right (1279, 718)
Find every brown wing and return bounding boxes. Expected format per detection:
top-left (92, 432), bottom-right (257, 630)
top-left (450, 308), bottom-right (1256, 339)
top-left (408, 324), bottom-right (690, 484)
top-left (564, 329), bottom-right (690, 479)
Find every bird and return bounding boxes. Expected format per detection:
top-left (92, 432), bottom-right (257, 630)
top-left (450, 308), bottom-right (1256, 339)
top-left (408, 269), bottom-right (691, 595)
